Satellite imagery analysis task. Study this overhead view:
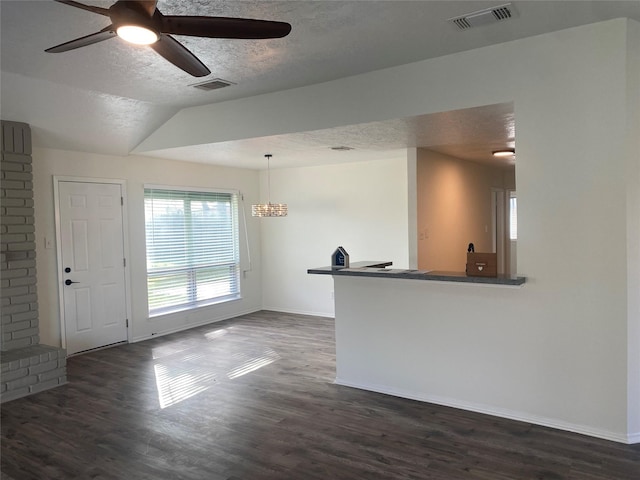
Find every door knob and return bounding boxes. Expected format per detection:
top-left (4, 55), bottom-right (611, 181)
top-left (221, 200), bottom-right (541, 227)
top-left (65, 279), bottom-right (79, 286)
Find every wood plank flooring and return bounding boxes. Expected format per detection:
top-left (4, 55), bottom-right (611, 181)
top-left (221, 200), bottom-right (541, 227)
top-left (2, 311), bottom-right (639, 479)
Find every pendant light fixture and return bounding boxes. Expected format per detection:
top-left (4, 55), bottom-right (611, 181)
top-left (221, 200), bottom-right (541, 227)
top-left (252, 154), bottom-right (288, 217)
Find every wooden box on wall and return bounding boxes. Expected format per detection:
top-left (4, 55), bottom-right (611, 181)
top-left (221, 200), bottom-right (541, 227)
top-left (466, 253), bottom-right (497, 277)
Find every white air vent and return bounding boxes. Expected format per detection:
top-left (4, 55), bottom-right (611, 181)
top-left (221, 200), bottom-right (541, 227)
top-left (449, 3), bottom-right (516, 30)
top-left (330, 146), bottom-right (354, 151)
top-left (191, 78), bottom-right (235, 91)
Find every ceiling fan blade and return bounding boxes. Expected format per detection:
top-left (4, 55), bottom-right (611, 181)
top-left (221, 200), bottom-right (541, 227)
top-left (160, 16), bottom-right (292, 39)
top-left (54, 0), bottom-right (110, 16)
top-left (45, 27), bottom-right (116, 53)
top-left (150, 34), bottom-right (211, 77)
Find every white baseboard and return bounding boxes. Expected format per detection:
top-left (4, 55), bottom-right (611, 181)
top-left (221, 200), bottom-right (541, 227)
top-left (131, 307), bottom-right (261, 343)
top-left (261, 306), bottom-right (334, 319)
top-left (335, 377), bottom-right (634, 445)
top-left (627, 432), bottom-right (640, 444)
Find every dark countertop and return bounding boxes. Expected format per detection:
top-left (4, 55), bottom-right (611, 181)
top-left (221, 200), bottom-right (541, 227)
top-left (308, 261), bottom-right (526, 286)
top-left (308, 261), bottom-right (394, 273)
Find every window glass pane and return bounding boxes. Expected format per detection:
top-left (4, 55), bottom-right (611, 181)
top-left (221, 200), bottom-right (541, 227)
top-left (147, 271), bottom-right (190, 312)
top-left (144, 188), bottom-right (240, 316)
top-left (195, 265), bottom-right (239, 302)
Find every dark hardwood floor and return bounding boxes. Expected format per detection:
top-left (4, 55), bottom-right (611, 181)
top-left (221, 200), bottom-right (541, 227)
top-left (2, 311), bottom-right (639, 479)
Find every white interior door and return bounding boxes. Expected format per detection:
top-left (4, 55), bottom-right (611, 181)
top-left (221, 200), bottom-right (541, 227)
top-left (58, 181), bottom-right (128, 355)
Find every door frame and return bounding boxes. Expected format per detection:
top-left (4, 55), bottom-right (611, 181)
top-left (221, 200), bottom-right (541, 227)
top-left (491, 188), bottom-right (506, 275)
top-left (53, 176), bottom-right (132, 351)
top-left (506, 188), bottom-right (517, 276)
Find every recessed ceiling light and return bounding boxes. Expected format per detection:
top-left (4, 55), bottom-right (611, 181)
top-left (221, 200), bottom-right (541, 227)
top-left (492, 148), bottom-right (515, 157)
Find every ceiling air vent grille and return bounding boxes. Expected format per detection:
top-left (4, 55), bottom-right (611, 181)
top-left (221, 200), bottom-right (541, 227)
top-left (449, 3), bottom-right (516, 31)
top-left (452, 17), bottom-right (472, 30)
top-left (191, 78), bottom-right (234, 91)
top-left (330, 146), bottom-right (355, 151)
top-left (492, 6), bottom-right (512, 21)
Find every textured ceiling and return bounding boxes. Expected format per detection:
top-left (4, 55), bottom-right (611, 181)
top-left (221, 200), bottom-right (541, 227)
top-left (141, 103), bottom-right (516, 169)
top-left (1, 1), bottom-right (638, 168)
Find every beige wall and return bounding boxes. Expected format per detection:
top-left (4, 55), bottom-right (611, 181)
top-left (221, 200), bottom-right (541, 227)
top-left (417, 148), bottom-right (514, 272)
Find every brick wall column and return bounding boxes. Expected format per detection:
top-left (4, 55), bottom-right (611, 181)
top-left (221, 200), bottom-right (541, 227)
top-left (1, 120), bottom-right (66, 403)
top-left (1, 121), bottom-right (39, 350)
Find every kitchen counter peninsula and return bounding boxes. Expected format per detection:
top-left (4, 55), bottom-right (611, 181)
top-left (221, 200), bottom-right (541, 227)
top-left (308, 261), bottom-right (526, 286)
top-left (307, 259), bottom-right (529, 430)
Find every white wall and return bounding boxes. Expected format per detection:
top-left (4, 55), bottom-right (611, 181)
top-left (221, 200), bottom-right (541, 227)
top-left (261, 156), bottom-right (409, 317)
top-left (32, 149), bottom-right (263, 345)
top-left (625, 18), bottom-right (640, 441)
top-left (334, 276), bottom-right (624, 441)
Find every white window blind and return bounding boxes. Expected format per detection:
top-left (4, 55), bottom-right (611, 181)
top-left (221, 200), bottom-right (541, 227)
top-left (144, 187), bottom-right (240, 316)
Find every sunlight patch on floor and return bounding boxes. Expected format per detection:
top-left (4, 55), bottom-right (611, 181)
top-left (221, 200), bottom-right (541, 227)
top-left (204, 327), bottom-right (230, 341)
top-left (152, 343), bottom-right (191, 360)
top-left (227, 348), bottom-right (281, 380)
top-left (154, 362), bottom-right (216, 409)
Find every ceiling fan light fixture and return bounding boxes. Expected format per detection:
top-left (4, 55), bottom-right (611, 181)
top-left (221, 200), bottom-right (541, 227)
top-left (116, 25), bottom-right (159, 45)
top-left (492, 148), bottom-right (515, 157)
top-left (45, 0), bottom-right (292, 76)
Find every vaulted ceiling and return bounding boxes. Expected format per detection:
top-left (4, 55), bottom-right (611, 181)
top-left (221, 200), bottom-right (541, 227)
top-left (2, 1), bottom-right (639, 168)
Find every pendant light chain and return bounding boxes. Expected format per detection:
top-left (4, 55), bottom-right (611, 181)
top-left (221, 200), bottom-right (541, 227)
top-left (266, 154), bottom-right (272, 205)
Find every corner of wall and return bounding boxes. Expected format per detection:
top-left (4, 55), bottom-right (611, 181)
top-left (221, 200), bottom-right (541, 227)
top-left (625, 15), bottom-right (640, 441)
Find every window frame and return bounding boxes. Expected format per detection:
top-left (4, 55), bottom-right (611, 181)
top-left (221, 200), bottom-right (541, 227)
top-left (143, 184), bottom-right (241, 318)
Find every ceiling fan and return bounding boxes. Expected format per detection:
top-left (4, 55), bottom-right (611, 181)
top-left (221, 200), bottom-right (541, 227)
top-left (45, 0), bottom-right (292, 77)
